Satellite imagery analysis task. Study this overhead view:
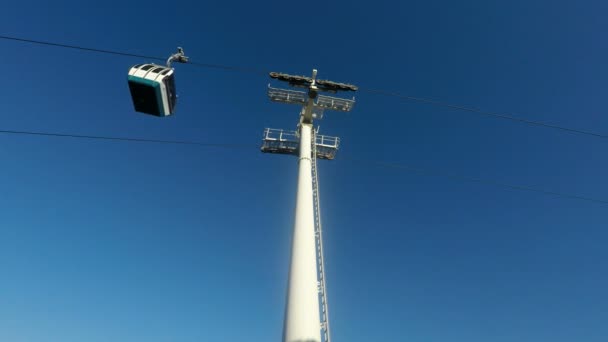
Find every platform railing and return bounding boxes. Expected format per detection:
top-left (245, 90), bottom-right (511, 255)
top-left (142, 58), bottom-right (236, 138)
top-left (261, 128), bottom-right (339, 160)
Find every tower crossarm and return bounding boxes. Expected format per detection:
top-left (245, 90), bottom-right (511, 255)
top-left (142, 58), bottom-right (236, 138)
top-left (269, 72), bottom-right (313, 88)
top-left (316, 79), bottom-right (358, 92)
top-left (268, 69), bottom-right (357, 124)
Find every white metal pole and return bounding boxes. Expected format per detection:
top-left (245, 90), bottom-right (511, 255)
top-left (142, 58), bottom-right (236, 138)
top-left (283, 122), bottom-right (322, 342)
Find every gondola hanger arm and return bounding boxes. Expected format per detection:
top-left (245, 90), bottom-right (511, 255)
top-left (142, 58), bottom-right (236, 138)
top-left (166, 47), bottom-right (189, 68)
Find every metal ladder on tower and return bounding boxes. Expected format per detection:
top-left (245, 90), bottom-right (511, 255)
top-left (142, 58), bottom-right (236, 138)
top-left (311, 128), bottom-right (332, 342)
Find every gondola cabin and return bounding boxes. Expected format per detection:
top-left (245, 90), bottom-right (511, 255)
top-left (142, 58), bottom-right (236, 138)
top-left (128, 64), bottom-right (177, 116)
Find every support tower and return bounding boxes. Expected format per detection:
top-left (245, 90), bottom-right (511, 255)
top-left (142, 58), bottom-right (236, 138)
top-left (261, 69), bottom-right (357, 342)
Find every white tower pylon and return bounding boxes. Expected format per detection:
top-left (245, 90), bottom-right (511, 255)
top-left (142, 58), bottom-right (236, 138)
top-left (283, 121), bottom-right (321, 342)
top-left (261, 69), bottom-right (357, 342)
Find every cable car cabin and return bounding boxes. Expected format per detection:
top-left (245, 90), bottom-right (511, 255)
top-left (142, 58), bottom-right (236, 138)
top-left (128, 64), bottom-right (177, 116)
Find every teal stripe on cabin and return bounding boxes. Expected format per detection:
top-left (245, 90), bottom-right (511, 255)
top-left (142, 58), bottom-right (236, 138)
top-left (128, 75), bottom-right (165, 115)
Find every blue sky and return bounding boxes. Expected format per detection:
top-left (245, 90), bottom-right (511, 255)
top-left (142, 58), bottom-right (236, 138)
top-left (1, 1), bottom-right (607, 341)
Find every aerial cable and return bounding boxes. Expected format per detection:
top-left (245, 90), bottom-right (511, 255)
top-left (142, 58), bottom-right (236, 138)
top-left (0, 35), bottom-right (166, 62)
top-left (342, 157), bottom-right (608, 206)
top-left (0, 34), bottom-right (266, 75)
top-left (361, 88), bottom-right (608, 139)
top-left (0, 128), bottom-right (606, 206)
top-left (0, 129), bottom-right (257, 149)
top-left (0, 34), bottom-right (605, 139)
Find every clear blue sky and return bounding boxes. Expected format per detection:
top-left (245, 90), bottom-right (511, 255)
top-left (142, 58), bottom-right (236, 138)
top-left (1, 1), bottom-right (607, 341)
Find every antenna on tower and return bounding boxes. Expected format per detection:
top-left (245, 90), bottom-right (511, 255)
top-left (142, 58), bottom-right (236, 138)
top-left (262, 69), bottom-right (357, 342)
